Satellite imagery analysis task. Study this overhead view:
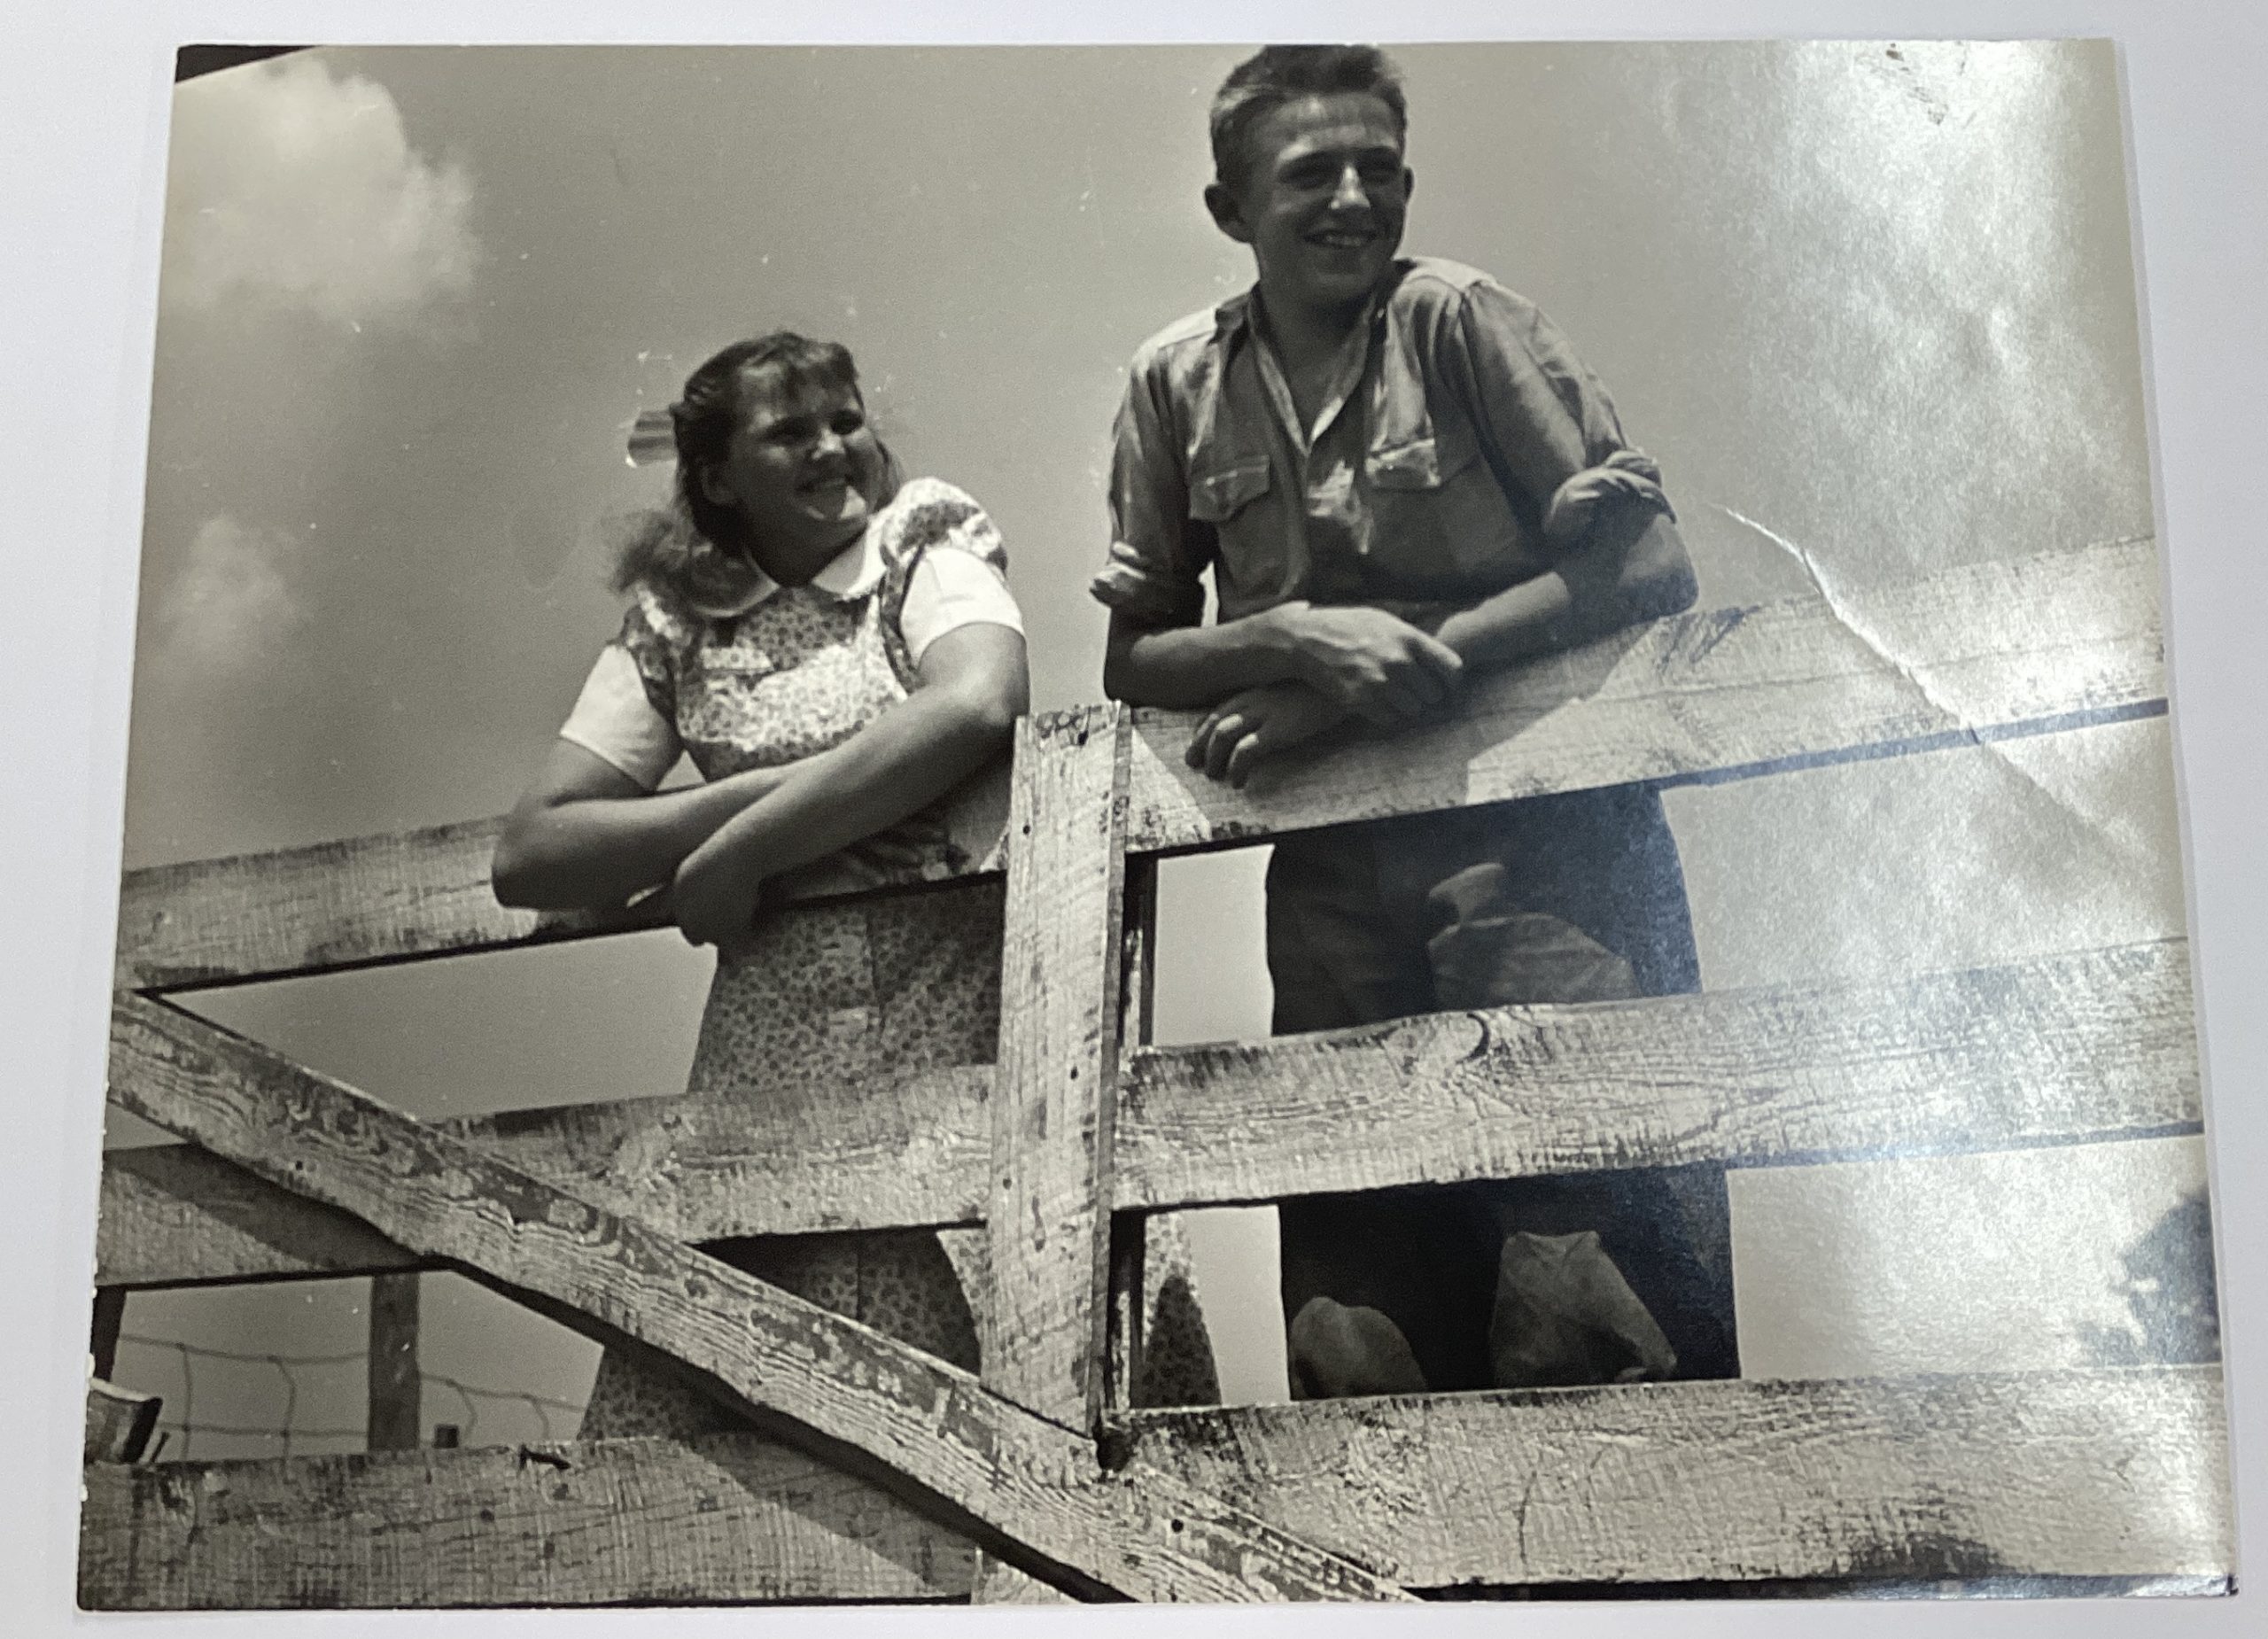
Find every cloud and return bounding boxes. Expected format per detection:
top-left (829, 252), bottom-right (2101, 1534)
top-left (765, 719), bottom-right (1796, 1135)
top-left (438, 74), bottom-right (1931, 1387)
top-left (157, 516), bottom-right (305, 672)
top-left (163, 56), bottom-right (478, 328)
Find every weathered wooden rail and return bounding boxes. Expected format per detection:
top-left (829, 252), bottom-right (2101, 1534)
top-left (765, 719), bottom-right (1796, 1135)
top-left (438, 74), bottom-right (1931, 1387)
top-left (83, 536), bottom-right (2232, 1605)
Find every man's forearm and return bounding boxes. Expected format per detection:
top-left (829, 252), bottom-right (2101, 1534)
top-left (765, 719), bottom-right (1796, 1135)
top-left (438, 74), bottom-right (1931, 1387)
top-left (1102, 509), bottom-right (1692, 714)
top-left (1101, 606), bottom-right (1307, 708)
top-left (1431, 572), bottom-right (1576, 672)
top-left (1433, 508), bottom-right (1697, 673)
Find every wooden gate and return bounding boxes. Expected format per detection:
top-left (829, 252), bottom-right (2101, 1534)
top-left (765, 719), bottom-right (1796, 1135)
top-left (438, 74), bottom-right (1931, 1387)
top-left (82, 535), bottom-right (2233, 1605)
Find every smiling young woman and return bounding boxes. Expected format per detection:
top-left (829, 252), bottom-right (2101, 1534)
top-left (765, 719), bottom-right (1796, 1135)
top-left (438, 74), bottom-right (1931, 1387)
top-left (491, 332), bottom-right (1032, 1433)
top-left (493, 331), bottom-right (1220, 1435)
top-left (490, 333), bottom-right (1029, 936)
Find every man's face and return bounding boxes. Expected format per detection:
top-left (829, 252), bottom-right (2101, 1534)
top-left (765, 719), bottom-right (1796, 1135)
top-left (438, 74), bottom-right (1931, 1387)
top-left (1213, 91), bottom-right (1411, 321)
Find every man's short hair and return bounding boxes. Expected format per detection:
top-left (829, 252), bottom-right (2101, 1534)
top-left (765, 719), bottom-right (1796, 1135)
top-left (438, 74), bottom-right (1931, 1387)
top-left (1209, 45), bottom-right (1408, 192)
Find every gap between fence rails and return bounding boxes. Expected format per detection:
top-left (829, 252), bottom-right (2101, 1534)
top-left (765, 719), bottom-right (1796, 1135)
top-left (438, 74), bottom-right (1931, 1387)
top-left (86, 534), bottom-right (2225, 1604)
top-left (95, 936), bottom-right (2203, 1287)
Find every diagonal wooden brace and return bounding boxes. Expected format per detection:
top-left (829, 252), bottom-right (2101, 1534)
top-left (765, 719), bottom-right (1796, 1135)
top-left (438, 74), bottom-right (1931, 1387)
top-left (107, 992), bottom-right (1410, 1604)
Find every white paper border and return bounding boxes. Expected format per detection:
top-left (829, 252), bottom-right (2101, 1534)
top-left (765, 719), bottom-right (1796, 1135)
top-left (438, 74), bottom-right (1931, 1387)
top-left (4, 4), bottom-right (2257, 1637)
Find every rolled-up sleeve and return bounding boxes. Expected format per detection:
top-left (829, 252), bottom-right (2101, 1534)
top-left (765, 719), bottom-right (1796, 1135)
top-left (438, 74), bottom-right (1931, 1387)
top-left (1449, 280), bottom-right (1672, 555)
top-left (1091, 358), bottom-right (1210, 629)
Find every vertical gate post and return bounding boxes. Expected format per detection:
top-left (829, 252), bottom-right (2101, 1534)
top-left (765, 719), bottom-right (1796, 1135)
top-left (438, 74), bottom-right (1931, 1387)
top-left (1103, 853), bottom-right (1158, 1414)
top-left (981, 703), bottom-right (1132, 1425)
top-left (975, 704), bottom-right (1131, 1605)
top-left (365, 1271), bottom-right (421, 1451)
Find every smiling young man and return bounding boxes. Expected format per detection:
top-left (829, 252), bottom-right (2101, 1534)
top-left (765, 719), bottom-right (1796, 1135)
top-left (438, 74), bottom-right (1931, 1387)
top-left (1094, 45), bottom-right (1738, 1399)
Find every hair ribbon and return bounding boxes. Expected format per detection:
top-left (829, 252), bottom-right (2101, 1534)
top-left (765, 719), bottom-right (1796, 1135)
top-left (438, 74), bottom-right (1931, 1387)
top-left (625, 406), bottom-right (678, 469)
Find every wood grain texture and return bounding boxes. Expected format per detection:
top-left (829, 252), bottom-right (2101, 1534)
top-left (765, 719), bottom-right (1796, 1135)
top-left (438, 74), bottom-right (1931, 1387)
top-left (1112, 1367), bottom-right (2233, 1590)
top-left (1116, 939), bottom-right (2203, 1210)
top-left (1126, 539), bottom-right (2164, 854)
top-left (983, 705), bottom-right (1131, 1429)
top-left (102, 939), bottom-right (2200, 1288)
top-left (444, 872), bottom-right (1000, 1239)
top-left (441, 1065), bottom-right (990, 1242)
top-left (97, 1053), bottom-right (990, 1290)
top-left (113, 542), bottom-right (2159, 990)
top-left (99, 1143), bottom-right (423, 1287)
top-left (970, 1557), bottom-right (1078, 1604)
top-left (115, 766), bottom-right (1007, 992)
top-left (85, 1379), bottom-right (162, 1465)
top-left (106, 993), bottom-right (1408, 1603)
top-left (975, 1568), bottom-right (1079, 1604)
top-left (79, 1433), bottom-right (976, 1608)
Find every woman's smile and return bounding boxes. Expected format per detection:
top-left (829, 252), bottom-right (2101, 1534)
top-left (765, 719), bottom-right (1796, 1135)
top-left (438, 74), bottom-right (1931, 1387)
top-left (699, 373), bottom-right (883, 579)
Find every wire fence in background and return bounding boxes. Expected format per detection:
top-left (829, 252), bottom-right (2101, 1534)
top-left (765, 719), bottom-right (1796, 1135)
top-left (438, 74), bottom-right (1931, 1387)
top-left (118, 1332), bottom-right (586, 1462)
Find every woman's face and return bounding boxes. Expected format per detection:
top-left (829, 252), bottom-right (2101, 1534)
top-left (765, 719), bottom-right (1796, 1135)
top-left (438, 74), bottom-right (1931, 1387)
top-left (698, 369), bottom-right (883, 584)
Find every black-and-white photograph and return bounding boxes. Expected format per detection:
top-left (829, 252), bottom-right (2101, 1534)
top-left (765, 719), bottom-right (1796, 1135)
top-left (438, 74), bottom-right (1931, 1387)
top-left (78, 35), bottom-right (2231, 1609)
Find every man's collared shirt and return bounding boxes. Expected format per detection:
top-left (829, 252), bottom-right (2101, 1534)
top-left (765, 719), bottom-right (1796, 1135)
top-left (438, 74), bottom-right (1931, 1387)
top-left (1094, 257), bottom-right (1649, 630)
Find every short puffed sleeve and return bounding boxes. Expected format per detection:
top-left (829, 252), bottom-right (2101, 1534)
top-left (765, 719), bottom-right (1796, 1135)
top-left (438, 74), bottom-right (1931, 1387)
top-left (555, 596), bottom-right (687, 790)
top-left (875, 479), bottom-right (1023, 684)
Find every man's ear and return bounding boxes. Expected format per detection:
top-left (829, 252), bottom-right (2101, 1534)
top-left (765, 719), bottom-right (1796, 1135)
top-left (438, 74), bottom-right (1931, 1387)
top-left (1203, 180), bottom-right (1254, 245)
top-left (695, 462), bottom-right (734, 507)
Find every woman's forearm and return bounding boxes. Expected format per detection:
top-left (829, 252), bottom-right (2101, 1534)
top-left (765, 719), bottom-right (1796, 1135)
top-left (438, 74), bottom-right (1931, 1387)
top-left (491, 763), bottom-right (791, 910)
top-left (682, 679), bottom-right (1017, 890)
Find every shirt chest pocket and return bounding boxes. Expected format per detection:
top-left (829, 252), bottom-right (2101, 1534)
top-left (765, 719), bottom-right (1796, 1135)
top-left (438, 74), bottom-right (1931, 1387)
top-left (1188, 457), bottom-right (1272, 524)
top-left (1364, 424), bottom-right (1533, 585)
top-left (1183, 457), bottom-right (1284, 611)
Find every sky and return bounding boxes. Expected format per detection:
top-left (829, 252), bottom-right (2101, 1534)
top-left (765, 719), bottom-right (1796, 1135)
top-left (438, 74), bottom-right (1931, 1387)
top-left (104, 41), bottom-right (2209, 1451)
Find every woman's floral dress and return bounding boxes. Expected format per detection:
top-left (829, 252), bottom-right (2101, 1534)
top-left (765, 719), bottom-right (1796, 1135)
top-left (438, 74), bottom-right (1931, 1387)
top-left (576, 479), bottom-right (1218, 1441)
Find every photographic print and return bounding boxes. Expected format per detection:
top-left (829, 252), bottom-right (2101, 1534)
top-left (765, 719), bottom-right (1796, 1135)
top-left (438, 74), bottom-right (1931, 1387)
top-left (82, 38), bottom-right (2231, 1607)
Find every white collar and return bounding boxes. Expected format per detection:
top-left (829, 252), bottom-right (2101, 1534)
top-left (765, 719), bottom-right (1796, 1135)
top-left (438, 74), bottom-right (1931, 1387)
top-left (686, 524), bottom-right (886, 620)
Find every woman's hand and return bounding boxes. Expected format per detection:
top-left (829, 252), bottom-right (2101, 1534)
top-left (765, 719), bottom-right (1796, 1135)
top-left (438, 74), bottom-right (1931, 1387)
top-left (1185, 680), bottom-right (1349, 787)
top-left (671, 835), bottom-right (767, 949)
top-left (841, 829), bottom-right (936, 878)
top-left (491, 742), bottom-right (797, 914)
